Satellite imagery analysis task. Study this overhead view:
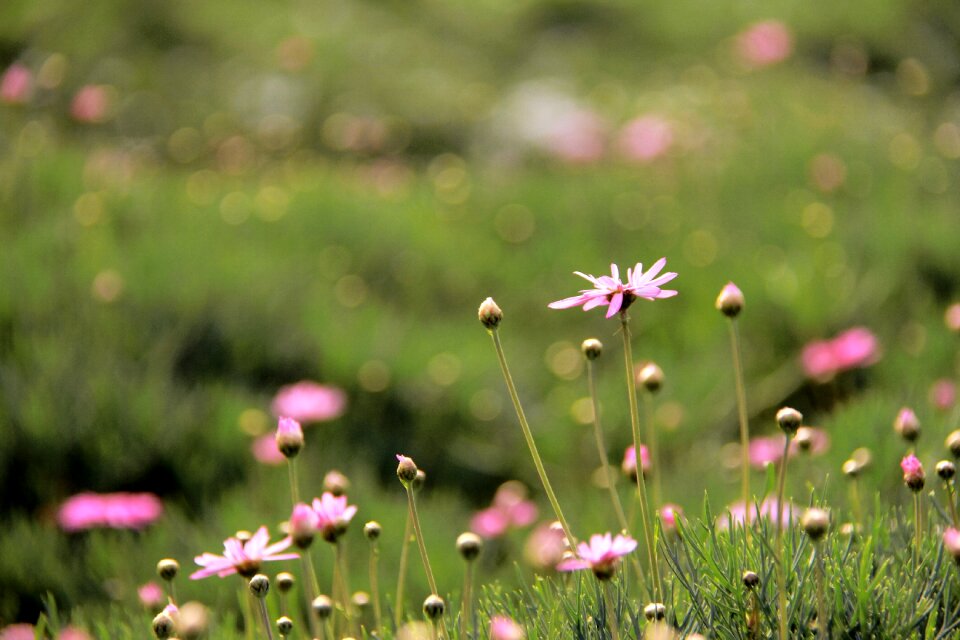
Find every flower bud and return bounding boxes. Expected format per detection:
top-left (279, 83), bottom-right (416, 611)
top-left (249, 574), bottom-right (270, 598)
top-left (637, 362), bottom-right (664, 393)
top-left (423, 594), bottom-right (445, 620)
top-left (581, 338), bottom-right (603, 360)
top-left (323, 470), bottom-right (350, 496)
top-left (235, 530), bottom-right (253, 543)
top-left (946, 303), bottom-right (960, 334)
top-left (352, 592), bottom-right (371, 611)
top-left (478, 297), bottom-right (503, 330)
top-left (643, 602), bottom-right (666, 621)
top-left (156, 558), bottom-right (179, 582)
top-left (795, 426), bottom-right (814, 452)
top-left (177, 601), bottom-right (208, 640)
top-left (944, 527), bottom-right (960, 564)
top-left (938, 460), bottom-right (956, 481)
top-left (841, 459), bottom-right (860, 478)
top-left (742, 570), bottom-right (759, 589)
top-left (364, 520), bottom-right (382, 541)
top-left (776, 407), bottom-right (802, 435)
top-left (947, 430), bottom-right (960, 458)
top-left (312, 595), bottom-right (333, 619)
top-left (396, 454), bottom-right (418, 485)
top-left (800, 508), bottom-right (829, 541)
top-left (456, 532), bottom-right (483, 561)
top-left (152, 611), bottom-right (176, 639)
top-left (276, 616), bottom-right (293, 636)
top-left (275, 417), bottom-right (304, 458)
top-left (412, 469), bottom-right (427, 492)
top-left (894, 407), bottom-right (920, 442)
top-left (289, 503), bottom-right (319, 549)
top-left (276, 572), bottom-right (295, 593)
top-left (715, 282), bottom-right (744, 318)
top-left (901, 454), bottom-right (925, 492)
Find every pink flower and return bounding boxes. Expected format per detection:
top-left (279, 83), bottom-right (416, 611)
top-left (471, 481), bottom-right (538, 538)
top-left (621, 444), bottom-right (651, 479)
top-left (271, 381), bottom-right (346, 423)
top-left (549, 259), bottom-right (678, 319)
top-left (0, 624), bottom-right (36, 640)
top-left (930, 379), bottom-right (956, 412)
top-left (717, 497), bottom-right (797, 530)
top-left (289, 502), bottom-right (320, 546)
top-left (659, 504), bottom-right (683, 533)
top-left (70, 85), bottom-right (110, 123)
top-left (138, 581), bottom-right (165, 609)
top-left (747, 429), bottom-right (830, 469)
top-left (191, 526), bottom-right (298, 579)
top-left (275, 416), bottom-right (304, 458)
top-left (557, 533), bottom-right (637, 579)
top-left (801, 327), bottom-right (878, 381)
top-left (251, 433), bottom-right (286, 465)
top-left (59, 627), bottom-right (92, 640)
top-left (523, 521), bottom-right (568, 570)
top-left (944, 527), bottom-right (960, 560)
top-left (618, 115), bottom-right (673, 163)
top-left (736, 20), bottom-right (793, 68)
top-left (901, 454), bottom-right (925, 492)
top-left (57, 492), bottom-right (163, 531)
top-left (1, 63), bottom-right (32, 105)
top-left (545, 109), bottom-right (606, 164)
top-left (312, 492), bottom-right (358, 542)
top-left (490, 616), bottom-right (525, 640)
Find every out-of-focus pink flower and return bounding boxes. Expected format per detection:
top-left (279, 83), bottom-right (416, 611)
top-left (545, 109), bottom-right (606, 164)
top-left (622, 444), bottom-right (651, 479)
top-left (736, 20), bottom-right (793, 68)
top-left (747, 429), bottom-right (830, 469)
top-left (901, 454), bottom-right (925, 491)
top-left (802, 327), bottom-right (879, 382)
top-left (549, 260), bottom-right (678, 319)
top-left (930, 379), bottom-right (956, 412)
top-left (1, 63), bottom-right (32, 105)
top-left (490, 616), bottom-right (525, 640)
top-left (618, 115), bottom-right (673, 163)
top-left (57, 492), bottom-right (163, 531)
top-left (471, 481), bottom-right (538, 538)
top-left (523, 521), bottom-right (567, 570)
top-left (59, 627), bottom-right (93, 640)
top-left (946, 303), bottom-right (960, 333)
top-left (138, 581), bottom-right (165, 609)
top-left (191, 526), bottom-right (297, 580)
top-left (271, 381), bottom-right (347, 423)
top-left (0, 624), bottom-right (36, 640)
top-left (943, 527), bottom-right (960, 559)
top-left (659, 504), bottom-right (683, 533)
top-left (289, 502), bottom-right (320, 546)
top-left (312, 492), bottom-right (358, 542)
top-left (717, 497), bottom-right (797, 530)
top-left (556, 533), bottom-right (637, 578)
top-left (251, 433), bottom-right (286, 465)
top-left (70, 85), bottom-right (110, 123)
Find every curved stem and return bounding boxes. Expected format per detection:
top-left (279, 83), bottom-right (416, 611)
top-left (489, 329), bottom-right (577, 548)
top-left (406, 486), bottom-right (448, 637)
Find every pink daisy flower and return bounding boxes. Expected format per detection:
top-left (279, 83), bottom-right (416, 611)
top-left (312, 492), bottom-right (358, 542)
top-left (556, 532), bottom-right (637, 579)
top-left (271, 381), bottom-right (347, 423)
top-left (191, 526), bottom-right (298, 579)
top-left (548, 259), bottom-right (678, 319)
top-left (57, 492), bottom-right (163, 531)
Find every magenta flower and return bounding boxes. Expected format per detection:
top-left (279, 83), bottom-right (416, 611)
top-left (717, 497), bottom-right (797, 530)
top-left (930, 379), bottom-right (956, 412)
top-left (747, 429), bottom-right (830, 469)
top-left (138, 581), bottom-right (165, 609)
top-left (57, 492), bottom-right (163, 531)
top-left (548, 259), bottom-right (678, 318)
top-left (557, 532), bottom-right (637, 579)
top-left (901, 454), bottom-right (925, 492)
top-left (490, 616), bottom-right (525, 640)
top-left (70, 85), bottom-right (110, 123)
top-left (621, 444), bottom-right (651, 479)
top-left (251, 433), bottom-right (286, 465)
top-left (618, 115), bottom-right (674, 163)
top-left (0, 63), bottom-right (32, 105)
top-left (59, 627), bottom-right (93, 640)
top-left (659, 504), bottom-right (683, 533)
top-left (470, 481), bottom-right (538, 538)
top-left (271, 381), bottom-right (347, 423)
top-left (736, 20), bottom-right (793, 68)
top-left (289, 502), bottom-right (320, 547)
top-left (312, 492), bottom-right (358, 542)
top-left (0, 624), bottom-right (37, 640)
top-left (944, 527), bottom-right (960, 561)
top-left (523, 521), bottom-right (568, 570)
top-left (191, 526), bottom-right (298, 579)
top-left (802, 327), bottom-right (878, 381)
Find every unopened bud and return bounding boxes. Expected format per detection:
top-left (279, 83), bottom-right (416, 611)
top-left (581, 339), bottom-right (603, 360)
top-left (456, 532), bottom-right (483, 561)
top-left (795, 426), bottom-right (814, 452)
top-left (276, 572), bottom-right (295, 593)
top-left (938, 460), bottom-right (956, 481)
top-left (637, 362), bottom-right (664, 393)
top-left (643, 603), bottom-right (666, 621)
top-left (276, 417), bottom-right (304, 458)
top-left (152, 611), bottom-right (176, 639)
top-left (235, 530), bottom-right (253, 543)
top-left (949, 430), bottom-right (960, 458)
top-left (423, 594), bottom-right (445, 620)
top-left (894, 407), bottom-right (920, 442)
top-left (323, 470), bottom-right (350, 496)
top-left (396, 454), bottom-right (418, 485)
top-left (156, 558), bottom-right (179, 582)
top-left (776, 407), bottom-right (802, 435)
top-left (412, 469), bottom-right (427, 492)
top-left (715, 282), bottom-right (744, 318)
top-left (352, 591), bottom-right (371, 609)
top-left (276, 616), bottom-right (293, 636)
top-left (478, 297), bottom-right (503, 330)
top-left (901, 454), bottom-right (925, 492)
top-left (944, 528), bottom-right (960, 564)
top-left (742, 570), bottom-right (759, 589)
top-left (289, 503), bottom-right (318, 549)
top-left (842, 459), bottom-right (860, 478)
top-left (800, 508), bottom-right (830, 541)
top-left (312, 595), bottom-right (333, 619)
top-left (364, 521), bottom-right (382, 541)
top-left (249, 574), bottom-right (270, 598)
top-left (178, 601), bottom-right (208, 640)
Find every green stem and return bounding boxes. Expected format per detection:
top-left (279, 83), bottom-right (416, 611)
top-left (335, 539), bottom-right (353, 635)
top-left (728, 319), bottom-right (752, 520)
top-left (602, 580), bottom-right (621, 640)
top-left (370, 541), bottom-right (383, 636)
top-left (489, 329), bottom-right (577, 548)
top-left (395, 511), bottom-right (413, 628)
top-left (815, 544), bottom-right (827, 640)
top-left (255, 595), bottom-right (276, 640)
top-left (240, 584), bottom-right (256, 640)
top-left (914, 491), bottom-right (922, 568)
top-left (643, 391), bottom-right (662, 509)
top-left (406, 486), bottom-right (449, 637)
top-left (301, 553), bottom-right (321, 638)
top-left (947, 482), bottom-right (960, 529)
top-left (775, 436), bottom-right (791, 640)
top-left (287, 458), bottom-right (300, 505)
top-left (460, 561), bottom-right (473, 640)
top-left (619, 312), bottom-right (662, 603)
top-left (848, 477), bottom-right (863, 533)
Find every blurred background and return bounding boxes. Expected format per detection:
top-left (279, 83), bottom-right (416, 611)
top-left (2, 0), bottom-right (960, 628)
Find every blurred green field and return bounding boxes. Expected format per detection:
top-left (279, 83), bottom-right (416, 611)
top-left (2, 0), bottom-right (960, 631)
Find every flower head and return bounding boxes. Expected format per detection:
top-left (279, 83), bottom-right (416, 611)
top-left (138, 581), bottom-right (165, 609)
top-left (802, 327), bottom-right (878, 381)
top-left (901, 454), bottom-right (925, 492)
top-left (549, 259), bottom-right (678, 319)
top-left (251, 433), bottom-right (286, 465)
top-left (289, 502), bottom-right (320, 548)
top-left (57, 492), bottom-right (163, 531)
top-left (490, 616), bottom-right (525, 640)
top-left (716, 497), bottom-right (797, 530)
top-left (470, 481), bottom-right (538, 538)
top-left (944, 527), bottom-right (960, 563)
top-left (312, 492), bottom-right (358, 542)
top-left (70, 85), bottom-right (110, 123)
top-left (556, 532), bottom-right (637, 579)
top-left (659, 504), bottom-right (683, 534)
top-left (271, 381), bottom-right (346, 423)
top-left (736, 20), bottom-right (793, 68)
top-left (1, 63), bottom-right (32, 105)
top-left (275, 416), bottom-right (304, 458)
top-left (622, 444), bottom-right (651, 480)
top-left (191, 526), bottom-right (298, 580)
top-left (523, 521), bottom-right (568, 570)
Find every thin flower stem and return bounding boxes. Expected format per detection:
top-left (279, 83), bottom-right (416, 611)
top-left (619, 313), bottom-right (662, 603)
top-left (240, 584), bottom-right (256, 640)
top-left (369, 541), bottom-right (383, 636)
top-left (814, 544), bottom-right (827, 640)
top-left (301, 554), bottom-right (321, 638)
top-left (643, 392), bottom-right (663, 509)
top-left (460, 561), bottom-right (473, 640)
top-left (914, 492), bottom-right (922, 567)
top-left (255, 595), bottom-right (276, 640)
top-left (602, 580), bottom-right (621, 640)
top-left (775, 436), bottom-right (791, 640)
top-left (489, 329), bottom-right (577, 548)
top-left (164, 580), bottom-right (178, 606)
top-left (406, 486), bottom-right (449, 638)
top-left (287, 459), bottom-right (300, 506)
top-left (747, 590), bottom-right (760, 640)
top-left (728, 319), bottom-right (752, 522)
top-left (947, 482), bottom-right (960, 528)
top-left (335, 539), bottom-right (353, 635)
top-left (394, 511), bottom-right (413, 628)
top-left (848, 477), bottom-right (863, 533)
